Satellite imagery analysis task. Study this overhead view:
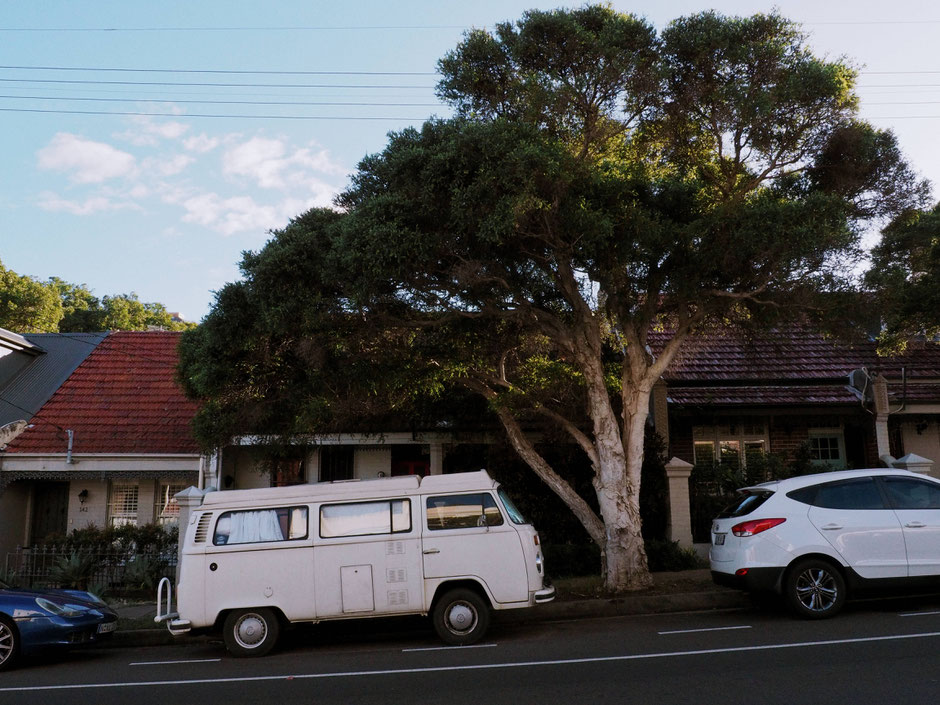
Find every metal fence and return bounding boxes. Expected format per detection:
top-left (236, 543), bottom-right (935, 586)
top-left (3, 545), bottom-right (177, 592)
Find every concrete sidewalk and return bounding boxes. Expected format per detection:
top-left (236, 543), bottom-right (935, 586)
top-left (107, 570), bottom-right (748, 648)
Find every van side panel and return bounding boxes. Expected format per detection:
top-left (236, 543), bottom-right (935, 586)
top-left (315, 537), bottom-right (424, 617)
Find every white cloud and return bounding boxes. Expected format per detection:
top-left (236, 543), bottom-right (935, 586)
top-left (222, 137), bottom-right (347, 189)
top-left (115, 116), bottom-right (190, 146)
top-left (37, 191), bottom-right (140, 215)
top-left (37, 133), bottom-right (136, 184)
top-left (183, 133), bottom-right (222, 153)
top-left (143, 154), bottom-right (195, 177)
top-left (180, 193), bottom-right (282, 236)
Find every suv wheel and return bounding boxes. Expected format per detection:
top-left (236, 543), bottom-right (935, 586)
top-left (785, 558), bottom-right (846, 619)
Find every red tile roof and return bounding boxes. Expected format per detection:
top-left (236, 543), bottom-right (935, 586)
top-left (5, 331), bottom-right (200, 455)
top-left (667, 385), bottom-right (862, 407)
top-left (656, 325), bottom-right (940, 383)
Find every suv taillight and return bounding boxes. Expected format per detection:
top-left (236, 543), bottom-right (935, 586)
top-left (731, 518), bottom-right (786, 537)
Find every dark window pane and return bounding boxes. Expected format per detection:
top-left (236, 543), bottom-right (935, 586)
top-left (426, 493), bottom-right (503, 530)
top-left (811, 478), bottom-right (884, 510)
top-left (883, 478), bottom-right (940, 510)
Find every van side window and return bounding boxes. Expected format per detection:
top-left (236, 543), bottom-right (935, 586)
top-left (213, 506), bottom-right (308, 545)
top-left (426, 493), bottom-right (504, 530)
top-left (320, 499), bottom-right (412, 538)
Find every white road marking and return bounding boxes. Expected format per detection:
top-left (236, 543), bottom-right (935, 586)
top-left (130, 658), bottom-right (222, 666)
top-left (402, 643), bottom-right (498, 652)
top-left (658, 626), bottom-right (752, 635)
top-left (899, 610), bottom-right (940, 617)
top-left (3, 631), bottom-right (940, 693)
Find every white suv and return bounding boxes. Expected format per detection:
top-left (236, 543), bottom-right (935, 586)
top-left (710, 468), bottom-right (940, 618)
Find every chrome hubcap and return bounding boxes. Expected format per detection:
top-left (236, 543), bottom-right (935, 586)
top-left (445, 602), bottom-right (477, 634)
top-left (795, 568), bottom-right (838, 611)
top-left (0, 623), bottom-right (13, 664)
top-left (234, 614), bottom-right (267, 648)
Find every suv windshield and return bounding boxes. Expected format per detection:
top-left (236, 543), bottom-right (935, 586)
top-left (717, 490), bottom-right (774, 518)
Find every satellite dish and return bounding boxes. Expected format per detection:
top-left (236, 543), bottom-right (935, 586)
top-left (0, 419), bottom-right (28, 448)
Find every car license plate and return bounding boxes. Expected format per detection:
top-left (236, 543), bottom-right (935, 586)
top-left (98, 622), bottom-right (117, 634)
top-left (714, 533), bottom-right (725, 545)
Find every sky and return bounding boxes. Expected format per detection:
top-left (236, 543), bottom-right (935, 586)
top-left (1, 1), bottom-right (938, 323)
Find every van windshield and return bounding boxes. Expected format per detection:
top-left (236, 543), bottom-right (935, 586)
top-left (498, 487), bottom-right (528, 525)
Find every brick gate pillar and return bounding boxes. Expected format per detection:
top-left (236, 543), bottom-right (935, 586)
top-left (665, 457), bottom-right (694, 548)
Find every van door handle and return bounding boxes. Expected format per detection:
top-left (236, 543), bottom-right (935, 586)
top-left (905, 521), bottom-right (926, 528)
top-left (820, 523), bottom-right (842, 530)
top-left (423, 549), bottom-right (440, 555)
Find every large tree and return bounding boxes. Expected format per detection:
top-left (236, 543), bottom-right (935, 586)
top-left (180, 7), bottom-right (927, 591)
top-left (866, 203), bottom-right (940, 351)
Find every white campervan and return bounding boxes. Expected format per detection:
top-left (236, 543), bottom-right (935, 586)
top-left (156, 470), bottom-right (555, 656)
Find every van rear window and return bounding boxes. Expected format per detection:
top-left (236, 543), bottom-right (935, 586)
top-left (213, 506), bottom-right (308, 545)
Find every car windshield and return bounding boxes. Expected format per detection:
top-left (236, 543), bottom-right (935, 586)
top-left (717, 490), bottom-right (774, 518)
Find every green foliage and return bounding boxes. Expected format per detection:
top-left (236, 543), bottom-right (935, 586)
top-left (48, 552), bottom-right (97, 590)
top-left (0, 261), bottom-right (192, 334)
top-left (0, 258), bottom-right (63, 332)
top-left (645, 540), bottom-right (707, 572)
top-left (867, 203), bottom-right (940, 351)
top-left (122, 554), bottom-right (169, 591)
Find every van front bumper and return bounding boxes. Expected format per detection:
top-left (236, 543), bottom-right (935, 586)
top-left (534, 585), bottom-right (556, 603)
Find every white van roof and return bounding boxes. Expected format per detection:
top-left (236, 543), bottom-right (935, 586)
top-left (199, 470), bottom-right (499, 508)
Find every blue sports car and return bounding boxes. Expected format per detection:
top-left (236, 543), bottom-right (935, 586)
top-left (0, 578), bottom-right (118, 670)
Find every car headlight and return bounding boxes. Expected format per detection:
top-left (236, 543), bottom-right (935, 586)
top-left (35, 597), bottom-right (86, 618)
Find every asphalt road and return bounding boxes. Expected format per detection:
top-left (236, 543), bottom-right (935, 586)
top-left (3, 595), bottom-right (940, 705)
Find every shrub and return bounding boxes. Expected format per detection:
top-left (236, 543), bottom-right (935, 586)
top-left (645, 539), bottom-right (706, 572)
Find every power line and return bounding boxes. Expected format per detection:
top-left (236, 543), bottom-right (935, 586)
top-left (0, 64), bottom-right (438, 76)
top-left (0, 78), bottom-right (435, 89)
top-left (0, 94), bottom-right (443, 108)
top-left (0, 24), bottom-right (469, 32)
top-left (0, 107), bottom-right (428, 121)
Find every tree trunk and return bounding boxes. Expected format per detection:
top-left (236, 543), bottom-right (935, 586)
top-left (579, 348), bottom-right (654, 592)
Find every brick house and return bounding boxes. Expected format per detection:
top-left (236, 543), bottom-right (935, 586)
top-left (0, 331), bottom-right (202, 555)
top-left (652, 324), bottom-right (939, 473)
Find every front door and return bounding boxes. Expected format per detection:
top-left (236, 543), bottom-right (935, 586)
top-left (421, 491), bottom-right (527, 604)
top-left (30, 482), bottom-right (69, 543)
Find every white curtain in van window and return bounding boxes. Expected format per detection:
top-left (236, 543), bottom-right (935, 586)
top-left (228, 510), bottom-right (285, 543)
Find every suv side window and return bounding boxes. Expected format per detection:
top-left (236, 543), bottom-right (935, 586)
top-left (882, 477), bottom-right (940, 510)
top-left (788, 477), bottom-right (885, 510)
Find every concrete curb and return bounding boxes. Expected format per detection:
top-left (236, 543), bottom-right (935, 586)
top-left (106, 588), bottom-right (749, 649)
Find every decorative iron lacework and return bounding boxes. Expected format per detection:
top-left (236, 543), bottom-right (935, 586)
top-left (0, 469), bottom-right (198, 492)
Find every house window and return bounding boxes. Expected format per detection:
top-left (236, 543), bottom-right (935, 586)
top-left (692, 419), bottom-right (767, 469)
top-left (808, 429), bottom-right (846, 469)
top-left (319, 446), bottom-right (354, 482)
top-left (693, 420), bottom-right (768, 469)
top-left (109, 482), bottom-right (139, 527)
top-left (271, 458), bottom-right (305, 487)
top-left (156, 483), bottom-right (187, 526)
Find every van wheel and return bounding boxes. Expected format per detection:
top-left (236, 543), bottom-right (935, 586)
top-left (223, 608), bottom-right (280, 657)
top-left (432, 589), bottom-right (490, 646)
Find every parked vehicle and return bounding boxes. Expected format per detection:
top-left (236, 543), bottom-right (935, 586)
top-left (710, 468), bottom-right (940, 618)
top-left (157, 470), bottom-right (554, 656)
top-left (0, 579), bottom-right (117, 670)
